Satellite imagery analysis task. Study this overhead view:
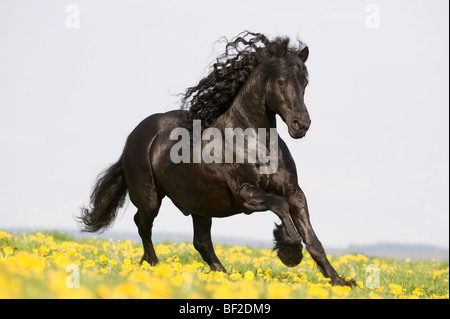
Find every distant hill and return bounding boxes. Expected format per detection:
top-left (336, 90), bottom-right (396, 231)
top-left (327, 243), bottom-right (449, 260)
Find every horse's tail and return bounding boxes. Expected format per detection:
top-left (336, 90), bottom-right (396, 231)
top-left (78, 157), bottom-right (128, 233)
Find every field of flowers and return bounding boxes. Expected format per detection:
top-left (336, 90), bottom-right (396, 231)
top-left (0, 230), bottom-right (448, 299)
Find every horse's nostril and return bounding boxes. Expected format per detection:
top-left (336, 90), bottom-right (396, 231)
top-left (291, 119), bottom-right (310, 131)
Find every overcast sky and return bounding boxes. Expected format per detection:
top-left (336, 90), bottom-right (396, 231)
top-left (0, 0), bottom-right (448, 249)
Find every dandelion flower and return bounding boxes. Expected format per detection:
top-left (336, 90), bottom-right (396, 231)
top-left (0, 231), bottom-right (12, 239)
top-left (244, 270), bottom-right (255, 281)
top-left (389, 283), bottom-right (403, 295)
top-left (100, 266), bottom-right (109, 274)
top-left (3, 247), bottom-right (13, 256)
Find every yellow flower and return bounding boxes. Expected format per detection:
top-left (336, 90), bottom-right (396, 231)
top-left (315, 272), bottom-right (331, 282)
top-left (100, 266), bottom-right (109, 274)
top-left (307, 285), bottom-right (329, 299)
top-left (151, 263), bottom-right (172, 277)
top-left (96, 284), bottom-right (111, 298)
top-left (112, 282), bottom-right (141, 298)
top-left (432, 268), bottom-right (448, 279)
top-left (263, 273), bottom-right (273, 281)
top-left (412, 288), bottom-right (423, 297)
top-left (155, 244), bottom-right (171, 255)
top-left (0, 231), bottom-right (12, 239)
top-left (293, 275), bottom-right (307, 283)
top-left (187, 292), bottom-right (204, 299)
top-left (212, 281), bottom-right (235, 298)
top-left (166, 255), bottom-right (180, 263)
top-left (267, 282), bottom-right (291, 299)
top-left (389, 283), bottom-right (403, 295)
top-left (140, 260), bottom-right (150, 270)
top-left (244, 270), bottom-right (255, 281)
top-left (240, 284), bottom-right (260, 298)
top-left (129, 270), bottom-right (150, 283)
top-left (145, 277), bottom-right (173, 298)
top-left (47, 270), bottom-right (94, 298)
top-left (3, 247), bottom-right (14, 256)
top-left (52, 255), bottom-right (72, 268)
top-left (120, 258), bottom-right (134, 273)
top-left (213, 271), bottom-right (227, 283)
top-left (39, 245), bottom-right (49, 256)
top-left (2, 232), bottom-right (449, 299)
top-left (99, 254), bottom-right (109, 263)
top-left (197, 272), bottom-right (208, 281)
top-left (230, 272), bottom-right (242, 280)
top-left (368, 292), bottom-right (382, 299)
top-left (170, 273), bottom-right (186, 287)
top-left (331, 285), bottom-right (352, 298)
top-left (36, 232), bottom-right (45, 240)
top-left (170, 261), bottom-right (183, 272)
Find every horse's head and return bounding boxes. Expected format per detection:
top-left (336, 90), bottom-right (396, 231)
top-left (264, 44), bottom-right (311, 139)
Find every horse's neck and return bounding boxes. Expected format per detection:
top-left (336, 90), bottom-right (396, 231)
top-left (214, 68), bottom-right (275, 130)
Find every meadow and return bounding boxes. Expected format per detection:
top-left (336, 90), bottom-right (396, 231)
top-left (0, 230), bottom-right (448, 299)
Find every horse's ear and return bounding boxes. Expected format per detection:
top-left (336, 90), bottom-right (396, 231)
top-left (275, 42), bottom-right (288, 58)
top-left (298, 46), bottom-right (309, 63)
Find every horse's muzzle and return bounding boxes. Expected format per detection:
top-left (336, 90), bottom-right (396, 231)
top-left (289, 119), bottom-right (310, 138)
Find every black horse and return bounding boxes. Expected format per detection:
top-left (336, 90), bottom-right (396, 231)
top-left (79, 31), bottom-right (353, 286)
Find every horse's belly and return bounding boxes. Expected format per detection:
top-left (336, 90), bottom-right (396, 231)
top-left (157, 163), bottom-right (239, 217)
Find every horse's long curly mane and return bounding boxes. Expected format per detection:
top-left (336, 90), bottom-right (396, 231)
top-left (181, 31), bottom-right (307, 126)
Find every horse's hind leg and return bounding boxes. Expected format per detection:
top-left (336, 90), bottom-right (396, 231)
top-left (130, 183), bottom-right (163, 265)
top-left (121, 114), bottom-right (171, 266)
top-left (134, 202), bottom-right (161, 266)
top-left (192, 214), bottom-right (226, 273)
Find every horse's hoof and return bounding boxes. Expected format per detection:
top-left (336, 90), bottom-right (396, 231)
top-left (331, 276), bottom-right (357, 287)
top-left (276, 244), bottom-right (303, 267)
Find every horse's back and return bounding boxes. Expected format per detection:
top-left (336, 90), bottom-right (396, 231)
top-left (123, 109), bottom-right (186, 168)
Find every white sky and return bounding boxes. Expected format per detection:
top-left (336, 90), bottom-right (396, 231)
top-left (0, 0), bottom-right (448, 249)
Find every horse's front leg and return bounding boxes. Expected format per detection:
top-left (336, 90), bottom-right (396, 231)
top-left (240, 185), bottom-right (302, 247)
top-left (288, 188), bottom-right (355, 287)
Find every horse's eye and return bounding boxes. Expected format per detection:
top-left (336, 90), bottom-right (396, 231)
top-left (277, 79), bottom-right (285, 86)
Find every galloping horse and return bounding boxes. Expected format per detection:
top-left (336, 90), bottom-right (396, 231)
top-left (79, 31), bottom-right (353, 286)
